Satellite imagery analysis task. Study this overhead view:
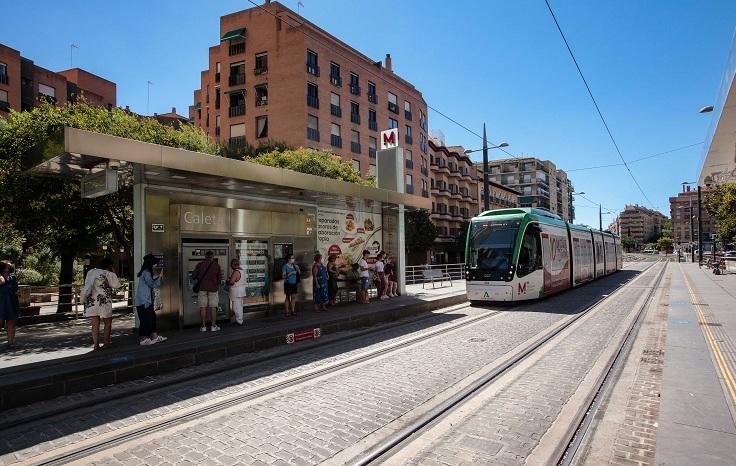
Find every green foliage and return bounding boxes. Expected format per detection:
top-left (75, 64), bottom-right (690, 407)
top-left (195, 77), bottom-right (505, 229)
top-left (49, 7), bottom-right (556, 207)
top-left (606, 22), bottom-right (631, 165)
top-left (0, 223), bottom-right (24, 264)
top-left (656, 236), bottom-right (673, 251)
top-left (661, 219), bottom-right (672, 238)
top-left (703, 183), bottom-right (736, 245)
top-left (221, 139), bottom-right (292, 160)
top-left (15, 268), bottom-right (44, 286)
top-left (248, 147), bottom-right (375, 186)
top-left (22, 248), bottom-right (61, 285)
top-left (405, 210), bottom-right (438, 254)
top-left (621, 235), bottom-right (636, 252)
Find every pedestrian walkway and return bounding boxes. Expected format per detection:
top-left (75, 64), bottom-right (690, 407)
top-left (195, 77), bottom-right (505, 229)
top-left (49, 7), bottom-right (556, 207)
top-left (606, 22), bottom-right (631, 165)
top-left (0, 281), bottom-right (466, 410)
top-left (656, 264), bottom-right (736, 465)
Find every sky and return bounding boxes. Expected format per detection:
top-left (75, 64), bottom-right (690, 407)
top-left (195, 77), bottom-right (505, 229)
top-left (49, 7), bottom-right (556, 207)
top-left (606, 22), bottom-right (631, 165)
top-left (3, 0), bottom-right (735, 228)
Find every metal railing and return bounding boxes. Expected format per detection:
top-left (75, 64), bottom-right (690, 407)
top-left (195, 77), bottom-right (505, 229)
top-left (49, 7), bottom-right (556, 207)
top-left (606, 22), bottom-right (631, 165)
top-left (405, 263), bottom-right (466, 285)
top-left (16, 282), bottom-right (135, 320)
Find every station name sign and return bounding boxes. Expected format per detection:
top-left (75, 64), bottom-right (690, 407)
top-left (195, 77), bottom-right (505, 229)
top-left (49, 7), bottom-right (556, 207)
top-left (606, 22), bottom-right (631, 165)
top-left (179, 204), bottom-right (230, 232)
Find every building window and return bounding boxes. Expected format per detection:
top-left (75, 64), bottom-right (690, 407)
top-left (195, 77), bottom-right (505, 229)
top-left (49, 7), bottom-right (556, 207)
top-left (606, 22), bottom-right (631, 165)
top-left (368, 81), bottom-right (377, 103)
top-left (369, 164), bottom-right (376, 176)
top-left (421, 157), bottom-right (428, 176)
top-left (215, 87), bottom-right (221, 109)
top-left (351, 130), bottom-right (361, 154)
top-left (387, 92), bottom-right (398, 113)
top-left (350, 101), bottom-right (360, 124)
top-left (0, 89), bottom-right (8, 106)
top-left (255, 84), bottom-right (268, 107)
top-left (368, 109), bottom-right (377, 131)
top-left (405, 125), bottom-right (413, 144)
top-left (330, 92), bottom-right (341, 117)
top-left (306, 49), bottom-right (319, 76)
top-left (229, 35), bottom-right (245, 56)
top-left (38, 83), bottom-right (56, 102)
top-left (369, 136), bottom-right (377, 158)
top-left (405, 174), bottom-right (413, 194)
top-left (353, 159), bottom-right (361, 173)
top-left (215, 62), bottom-right (221, 83)
top-left (229, 123), bottom-right (245, 146)
top-left (229, 61), bottom-right (246, 86)
top-left (350, 73), bottom-right (360, 95)
top-left (388, 118), bottom-right (398, 129)
top-left (331, 123), bottom-right (342, 147)
top-left (254, 52), bottom-right (268, 74)
top-left (228, 92), bottom-right (245, 117)
top-left (307, 82), bottom-right (319, 108)
top-left (307, 114), bottom-right (319, 141)
top-left (419, 109), bottom-right (427, 130)
top-left (330, 62), bottom-right (341, 86)
top-left (256, 116), bottom-right (268, 138)
top-left (404, 101), bottom-right (412, 120)
top-left (215, 115), bottom-right (221, 136)
top-left (405, 149), bottom-right (413, 169)
top-left (421, 179), bottom-right (428, 197)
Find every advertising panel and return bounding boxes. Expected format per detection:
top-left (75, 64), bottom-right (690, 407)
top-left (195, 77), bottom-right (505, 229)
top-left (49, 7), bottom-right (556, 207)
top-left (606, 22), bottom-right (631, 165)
top-left (317, 208), bottom-right (382, 267)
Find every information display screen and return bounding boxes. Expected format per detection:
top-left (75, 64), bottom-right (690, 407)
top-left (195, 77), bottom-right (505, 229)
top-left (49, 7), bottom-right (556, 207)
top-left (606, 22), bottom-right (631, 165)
top-left (235, 239), bottom-right (270, 308)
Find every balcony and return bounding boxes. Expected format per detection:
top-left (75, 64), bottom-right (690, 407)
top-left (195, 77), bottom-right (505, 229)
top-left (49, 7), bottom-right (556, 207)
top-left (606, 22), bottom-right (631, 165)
top-left (422, 189), bottom-right (429, 198)
top-left (307, 128), bottom-right (320, 141)
top-left (368, 93), bottom-right (377, 104)
top-left (256, 97), bottom-right (267, 107)
top-left (369, 148), bottom-right (376, 158)
top-left (228, 105), bottom-right (245, 117)
top-left (405, 159), bottom-right (414, 170)
top-left (229, 74), bottom-right (246, 86)
top-left (350, 85), bottom-right (361, 96)
top-left (38, 94), bottom-right (57, 104)
top-left (405, 134), bottom-right (413, 145)
top-left (368, 120), bottom-right (377, 131)
top-left (388, 102), bottom-right (399, 114)
top-left (405, 185), bottom-right (414, 194)
top-left (229, 42), bottom-right (245, 56)
top-left (350, 113), bottom-right (360, 124)
top-left (331, 134), bottom-right (342, 148)
top-left (307, 64), bottom-right (320, 76)
top-left (351, 142), bottom-right (361, 154)
top-left (229, 136), bottom-right (246, 147)
top-left (330, 75), bottom-right (342, 86)
top-left (254, 66), bottom-right (268, 75)
top-left (405, 110), bottom-right (412, 121)
top-left (307, 95), bottom-right (319, 109)
top-left (421, 166), bottom-right (428, 176)
top-left (331, 105), bottom-right (342, 117)
top-left (215, 72), bottom-right (220, 83)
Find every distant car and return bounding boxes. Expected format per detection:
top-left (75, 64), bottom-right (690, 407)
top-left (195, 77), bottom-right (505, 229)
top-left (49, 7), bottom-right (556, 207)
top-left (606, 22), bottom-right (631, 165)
top-left (724, 251), bottom-right (736, 258)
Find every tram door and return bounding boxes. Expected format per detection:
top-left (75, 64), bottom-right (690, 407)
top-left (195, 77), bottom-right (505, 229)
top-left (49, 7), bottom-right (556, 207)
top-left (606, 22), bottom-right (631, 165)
top-left (181, 241), bottom-right (229, 326)
top-left (541, 232), bottom-right (551, 292)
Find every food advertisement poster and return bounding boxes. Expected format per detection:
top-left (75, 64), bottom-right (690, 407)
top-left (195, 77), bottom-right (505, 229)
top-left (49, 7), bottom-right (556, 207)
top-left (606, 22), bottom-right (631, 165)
top-left (317, 208), bottom-right (382, 266)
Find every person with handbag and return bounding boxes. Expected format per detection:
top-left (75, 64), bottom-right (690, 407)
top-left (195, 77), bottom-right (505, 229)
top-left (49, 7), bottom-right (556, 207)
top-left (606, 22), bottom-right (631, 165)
top-left (135, 253), bottom-right (166, 345)
top-left (0, 261), bottom-right (20, 349)
top-left (281, 254), bottom-right (300, 317)
top-left (192, 250), bottom-right (224, 332)
top-left (227, 258), bottom-right (246, 325)
top-left (81, 257), bottom-right (120, 350)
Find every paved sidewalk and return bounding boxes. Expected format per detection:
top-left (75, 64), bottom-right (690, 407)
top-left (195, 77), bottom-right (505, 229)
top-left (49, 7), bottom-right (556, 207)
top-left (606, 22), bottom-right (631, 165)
top-left (656, 264), bottom-right (736, 465)
top-left (0, 281), bottom-right (466, 409)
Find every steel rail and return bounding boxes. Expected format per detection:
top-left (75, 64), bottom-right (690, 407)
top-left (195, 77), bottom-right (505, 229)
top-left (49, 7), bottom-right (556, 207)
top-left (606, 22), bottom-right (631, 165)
top-left (353, 261), bottom-right (661, 466)
top-left (557, 261), bottom-right (668, 466)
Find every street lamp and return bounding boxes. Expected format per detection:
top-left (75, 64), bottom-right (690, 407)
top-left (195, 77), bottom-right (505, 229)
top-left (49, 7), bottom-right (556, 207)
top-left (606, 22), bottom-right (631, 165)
top-left (699, 105), bottom-right (714, 114)
top-left (573, 191), bottom-right (607, 230)
top-left (682, 180), bottom-right (702, 265)
top-left (464, 126), bottom-right (510, 212)
top-left (677, 204), bottom-right (696, 262)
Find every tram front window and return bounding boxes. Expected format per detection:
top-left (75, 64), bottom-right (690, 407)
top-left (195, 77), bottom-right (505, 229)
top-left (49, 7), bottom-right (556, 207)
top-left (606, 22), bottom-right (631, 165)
top-left (469, 220), bottom-right (520, 280)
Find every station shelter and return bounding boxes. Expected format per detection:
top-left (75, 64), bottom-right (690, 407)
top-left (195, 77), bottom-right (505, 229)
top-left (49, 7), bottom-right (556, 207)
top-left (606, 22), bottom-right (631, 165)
top-left (30, 127), bottom-right (430, 328)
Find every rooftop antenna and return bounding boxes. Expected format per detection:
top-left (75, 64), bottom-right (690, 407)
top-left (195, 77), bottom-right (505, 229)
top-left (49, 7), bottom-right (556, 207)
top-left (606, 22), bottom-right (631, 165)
top-left (297, 1), bottom-right (304, 15)
top-left (70, 43), bottom-right (79, 68)
top-left (146, 80), bottom-right (153, 115)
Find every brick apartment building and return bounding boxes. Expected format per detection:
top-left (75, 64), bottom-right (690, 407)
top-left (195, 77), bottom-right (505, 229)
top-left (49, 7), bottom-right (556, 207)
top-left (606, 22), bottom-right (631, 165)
top-left (189, 0), bottom-right (430, 187)
top-left (425, 138), bottom-right (519, 264)
top-left (479, 157), bottom-right (575, 222)
top-left (0, 43), bottom-right (115, 115)
top-left (669, 188), bottom-right (716, 250)
top-left (608, 204), bottom-right (667, 246)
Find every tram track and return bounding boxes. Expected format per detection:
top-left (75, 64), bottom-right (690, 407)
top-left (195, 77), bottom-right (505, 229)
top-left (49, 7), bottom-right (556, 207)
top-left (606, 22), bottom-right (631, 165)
top-left (6, 262), bottom-right (653, 466)
top-left (350, 261), bottom-right (663, 465)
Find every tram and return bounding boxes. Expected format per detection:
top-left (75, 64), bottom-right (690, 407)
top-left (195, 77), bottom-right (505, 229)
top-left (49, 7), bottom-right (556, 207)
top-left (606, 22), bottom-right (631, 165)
top-left (465, 208), bottom-right (622, 302)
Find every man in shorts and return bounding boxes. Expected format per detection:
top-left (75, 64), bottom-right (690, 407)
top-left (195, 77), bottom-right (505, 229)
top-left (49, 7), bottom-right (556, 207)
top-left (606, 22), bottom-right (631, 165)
top-left (358, 249), bottom-right (372, 304)
top-left (192, 250), bottom-right (224, 332)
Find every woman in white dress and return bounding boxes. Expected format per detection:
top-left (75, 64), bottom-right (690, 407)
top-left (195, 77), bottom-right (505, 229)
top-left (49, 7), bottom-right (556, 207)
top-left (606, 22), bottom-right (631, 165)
top-left (227, 258), bottom-right (246, 325)
top-left (81, 257), bottom-right (120, 350)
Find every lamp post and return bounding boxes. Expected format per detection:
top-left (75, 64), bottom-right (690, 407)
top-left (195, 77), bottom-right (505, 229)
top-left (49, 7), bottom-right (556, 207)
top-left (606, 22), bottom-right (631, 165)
top-left (463, 138), bottom-right (509, 212)
top-left (682, 181), bottom-right (702, 265)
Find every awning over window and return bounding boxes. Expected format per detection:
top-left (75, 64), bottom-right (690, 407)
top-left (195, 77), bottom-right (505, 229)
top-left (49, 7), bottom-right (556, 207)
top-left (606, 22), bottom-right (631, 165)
top-left (221, 28), bottom-right (246, 41)
top-left (224, 89), bottom-right (246, 95)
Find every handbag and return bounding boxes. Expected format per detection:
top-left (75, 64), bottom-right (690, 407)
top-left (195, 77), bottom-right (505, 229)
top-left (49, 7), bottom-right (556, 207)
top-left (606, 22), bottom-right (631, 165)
top-left (152, 287), bottom-right (163, 311)
top-left (294, 265), bottom-right (302, 283)
top-left (192, 261), bottom-right (214, 293)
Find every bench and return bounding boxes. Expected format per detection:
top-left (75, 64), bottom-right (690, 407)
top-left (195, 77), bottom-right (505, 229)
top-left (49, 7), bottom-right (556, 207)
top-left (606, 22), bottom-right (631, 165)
top-left (335, 277), bottom-right (378, 303)
top-left (422, 269), bottom-right (452, 289)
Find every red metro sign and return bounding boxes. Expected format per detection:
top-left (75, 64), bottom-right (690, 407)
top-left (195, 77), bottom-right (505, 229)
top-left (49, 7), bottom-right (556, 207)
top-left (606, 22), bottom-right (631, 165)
top-left (380, 128), bottom-right (399, 150)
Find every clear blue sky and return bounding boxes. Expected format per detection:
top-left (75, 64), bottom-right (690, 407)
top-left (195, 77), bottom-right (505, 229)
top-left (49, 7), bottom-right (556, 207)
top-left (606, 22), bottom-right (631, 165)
top-left (3, 0), bottom-right (735, 228)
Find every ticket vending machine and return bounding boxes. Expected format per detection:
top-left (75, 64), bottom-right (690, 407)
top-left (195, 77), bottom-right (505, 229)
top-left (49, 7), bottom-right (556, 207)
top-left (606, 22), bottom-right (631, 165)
top-left (181, 240), bottom-right (229, 326)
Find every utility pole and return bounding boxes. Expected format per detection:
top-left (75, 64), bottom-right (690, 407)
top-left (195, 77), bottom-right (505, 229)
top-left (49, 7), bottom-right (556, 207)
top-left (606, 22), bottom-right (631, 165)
top-left (689, 199), bottom-right (695, 263)
top-left (599, 204), bottom-right (602, 231)
top-left (697, 185), bottom-right (703, 266)
top-left (70, 43), bottom-right (78, 68)
top-left (146, 80), bottom-right (153, 115)
top-left (482, 123), bottom-right (489, 212)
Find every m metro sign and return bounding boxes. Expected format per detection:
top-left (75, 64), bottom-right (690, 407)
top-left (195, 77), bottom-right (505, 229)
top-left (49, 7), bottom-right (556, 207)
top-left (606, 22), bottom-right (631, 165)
top-left (380, 128), bottom-right (399, 150)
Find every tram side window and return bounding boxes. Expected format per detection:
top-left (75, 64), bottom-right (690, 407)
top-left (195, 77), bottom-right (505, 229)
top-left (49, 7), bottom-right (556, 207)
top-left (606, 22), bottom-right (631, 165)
top-left (517, 225), bottom-right (542, 277)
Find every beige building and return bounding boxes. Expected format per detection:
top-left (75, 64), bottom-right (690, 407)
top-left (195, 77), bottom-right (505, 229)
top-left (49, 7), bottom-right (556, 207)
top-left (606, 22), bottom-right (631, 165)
top-left (668, 189), bottom-right (716, 249)
top-left (610, 205), bottom-right (667, 245)
top-left (480, 157), bottom-right (574, 222)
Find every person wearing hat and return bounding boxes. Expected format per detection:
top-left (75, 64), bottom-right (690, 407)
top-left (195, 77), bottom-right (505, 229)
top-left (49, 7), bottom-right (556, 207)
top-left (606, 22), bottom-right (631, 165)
top-left (192, 250), bottom-right (224, 332)
top-left (135, 253), bottom-right (167, 345)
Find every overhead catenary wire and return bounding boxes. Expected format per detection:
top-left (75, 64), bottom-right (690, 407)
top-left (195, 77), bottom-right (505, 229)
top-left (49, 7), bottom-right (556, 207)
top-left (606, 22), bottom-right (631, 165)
top-left (566, 141), bottom-right (704, 172)
top-left (543, 0), bottom-right (655, 209)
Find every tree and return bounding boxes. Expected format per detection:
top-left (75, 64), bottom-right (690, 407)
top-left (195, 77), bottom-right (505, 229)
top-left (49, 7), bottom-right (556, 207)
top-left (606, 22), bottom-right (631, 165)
top-left (703, 183), bottom-right (736, 246)
top-left (661, 219), bottom-right (672, 239)
top-left (248, 147), bottom-right (374, 186)
top-left (656, 236), bottom-right (673, 252)
top-left (621, 235), bottom-right (636, 252)
top-left (405, 210), bottom-right (437, 256)
top-left (452, 222), bottom-right (469, 261)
